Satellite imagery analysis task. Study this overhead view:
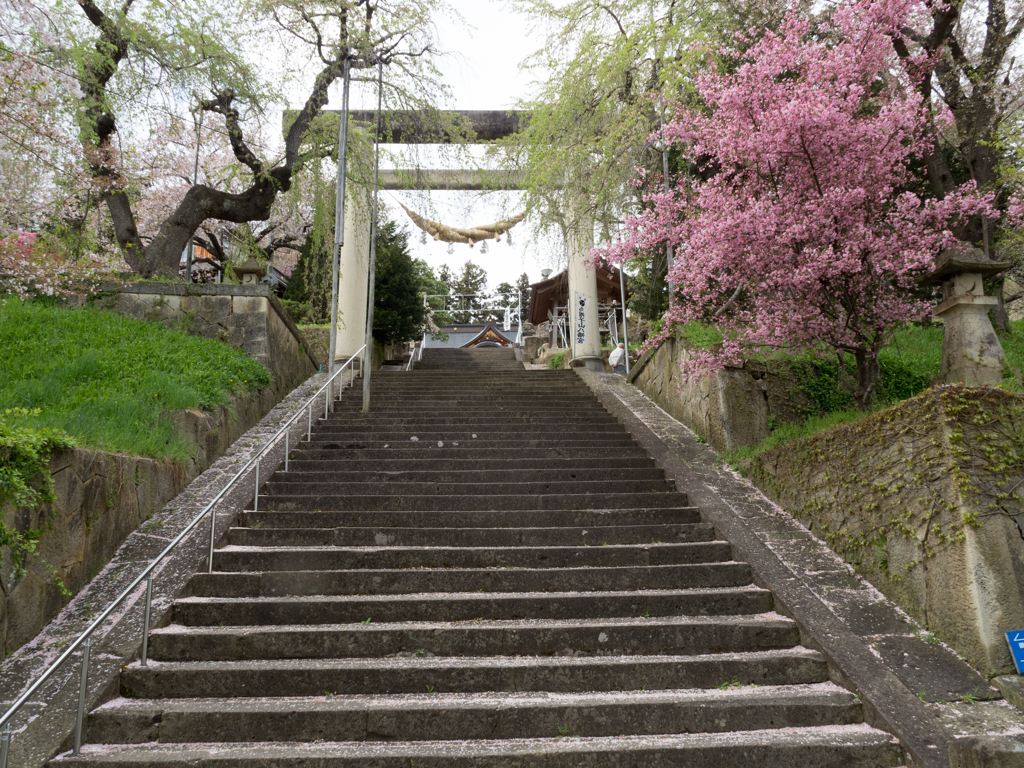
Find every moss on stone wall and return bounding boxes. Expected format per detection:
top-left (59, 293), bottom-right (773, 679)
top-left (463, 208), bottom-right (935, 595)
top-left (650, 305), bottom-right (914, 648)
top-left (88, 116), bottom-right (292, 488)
top-left (747, 385), bottom-right (1024, 674)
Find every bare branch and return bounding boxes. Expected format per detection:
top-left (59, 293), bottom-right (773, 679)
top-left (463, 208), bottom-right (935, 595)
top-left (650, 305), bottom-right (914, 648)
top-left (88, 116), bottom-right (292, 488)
top-left (201, 90), bottom-right (264, 175)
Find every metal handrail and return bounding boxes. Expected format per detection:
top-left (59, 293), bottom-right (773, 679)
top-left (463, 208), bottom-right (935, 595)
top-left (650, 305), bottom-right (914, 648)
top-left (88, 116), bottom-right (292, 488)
top-left (404, 344), bottom-right (422, 372)
top-left (0, 346), bottom-right (366, 765)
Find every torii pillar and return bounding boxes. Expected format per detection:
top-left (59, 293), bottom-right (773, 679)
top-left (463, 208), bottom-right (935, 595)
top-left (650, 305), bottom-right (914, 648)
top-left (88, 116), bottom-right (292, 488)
top-left (334, 184), bottom-right (372, 369)
top-left (566, 208), bottom-right (603, 371)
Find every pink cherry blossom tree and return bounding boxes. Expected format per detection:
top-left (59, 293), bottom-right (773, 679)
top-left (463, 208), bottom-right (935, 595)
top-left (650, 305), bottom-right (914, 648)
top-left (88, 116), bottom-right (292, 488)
top-left (598, 0), bottom-right (995, 409)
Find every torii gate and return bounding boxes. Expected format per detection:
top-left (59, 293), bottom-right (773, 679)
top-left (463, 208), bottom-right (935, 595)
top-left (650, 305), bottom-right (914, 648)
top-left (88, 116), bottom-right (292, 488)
top-left (331, 109), bottom-right (605, 373)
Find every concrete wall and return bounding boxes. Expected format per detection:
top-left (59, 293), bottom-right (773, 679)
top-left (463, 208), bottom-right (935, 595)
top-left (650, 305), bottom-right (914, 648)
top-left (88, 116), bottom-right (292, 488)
top-left (746, 386), bottom-right (1024, 677)
top-left (628, 335), bottom-right (817, 452)
top-left (0, 388), bottom-right (282, 657)
top-left (107, 284), bottom-right (319, 401)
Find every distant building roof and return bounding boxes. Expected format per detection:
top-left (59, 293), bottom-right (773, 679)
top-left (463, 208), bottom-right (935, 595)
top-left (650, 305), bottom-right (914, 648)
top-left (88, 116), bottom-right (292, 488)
top-left (423, 320), bottom-right (520, 348)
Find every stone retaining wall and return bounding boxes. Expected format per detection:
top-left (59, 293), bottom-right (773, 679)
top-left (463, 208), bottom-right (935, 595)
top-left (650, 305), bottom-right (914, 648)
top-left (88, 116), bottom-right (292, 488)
top-left (0, 389), bottom-right (278, 657)
top-left (0, 373), bottom-right (333, 768)
top-left (106, 283), bottom-right (319, 401)
top-left (628, 335), bottom-right (815, 452)
top-left (746, 386), bottom-right (1024, 677)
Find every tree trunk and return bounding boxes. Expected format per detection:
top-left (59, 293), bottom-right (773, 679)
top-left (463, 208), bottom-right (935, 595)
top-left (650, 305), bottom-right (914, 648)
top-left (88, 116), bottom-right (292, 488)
top-left (137, 175), bottom-right (283, 277)
top-left (854, 348), bottom-right (879, 411)
top-left (102, 190), bottom-right (147, 274)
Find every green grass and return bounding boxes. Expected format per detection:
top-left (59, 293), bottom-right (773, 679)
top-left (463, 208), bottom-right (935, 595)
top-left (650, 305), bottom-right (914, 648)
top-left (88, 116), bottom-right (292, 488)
top-left (0, 299), bottom-right (272, 461)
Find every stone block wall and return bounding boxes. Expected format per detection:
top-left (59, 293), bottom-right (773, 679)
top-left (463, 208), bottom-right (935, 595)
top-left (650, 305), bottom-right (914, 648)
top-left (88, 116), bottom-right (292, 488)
top-left (107, 284), bottom-right (319, 401)
top-left (746, 386), bottom-right (1024, 677)
top-left (0, 385), bottom-right (284, 656)
top-left (0, 448), bottom-right (185, 656)
top-left (628, 335), bottom-right (816, 452)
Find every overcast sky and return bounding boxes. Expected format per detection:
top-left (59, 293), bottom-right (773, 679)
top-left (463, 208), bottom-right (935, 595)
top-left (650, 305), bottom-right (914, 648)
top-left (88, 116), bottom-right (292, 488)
top-left (350, 0), bottom-right (560, 295)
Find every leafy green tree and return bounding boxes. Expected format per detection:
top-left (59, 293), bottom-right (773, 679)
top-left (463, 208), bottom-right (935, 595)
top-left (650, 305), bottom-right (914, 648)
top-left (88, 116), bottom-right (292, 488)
top-left (413, 259), bottom-right (453, 325)
top-left (453, 260), bottom-right (488, 296)
top-left (373, 219), bottom-right (429, 347)
top-left (449, 260), bottom-right (488, 322)
top-left (494, 281), bottom-right (517, 306)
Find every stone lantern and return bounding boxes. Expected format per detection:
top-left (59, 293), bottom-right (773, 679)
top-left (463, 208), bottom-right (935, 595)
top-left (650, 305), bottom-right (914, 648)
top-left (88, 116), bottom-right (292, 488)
top-left (919, 246), bottom-right (1011, 386)
top-left (233, 258), bottom-right (266, 286)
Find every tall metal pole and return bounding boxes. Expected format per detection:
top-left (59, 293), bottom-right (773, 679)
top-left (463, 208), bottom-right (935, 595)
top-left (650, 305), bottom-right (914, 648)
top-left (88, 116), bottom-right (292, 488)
top-left (184, 110), bottom-right (203, 283)
top-left (619, 266), bottom-right (630, 374)
top-left (362, 59), bottom-right (384, 412)
top-left (328, 59), bottom-right (352, 385)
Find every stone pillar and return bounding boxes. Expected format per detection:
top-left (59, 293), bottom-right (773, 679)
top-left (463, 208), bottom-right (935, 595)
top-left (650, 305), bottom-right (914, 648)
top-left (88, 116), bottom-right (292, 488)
top-left (566, 207), bottom-right (603, 371)
top-left (334, 183), bottom-right (372, 364)
top-left (921, 247), bottom-right (1010, 387)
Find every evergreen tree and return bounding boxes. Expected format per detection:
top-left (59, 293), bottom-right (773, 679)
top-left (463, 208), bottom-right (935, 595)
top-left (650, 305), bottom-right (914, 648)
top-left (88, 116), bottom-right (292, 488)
top-left (373, 220), bottom-right (429, 347)
top-left (451, 260), bottom-right (489, 322)
top-left (414, 259), bottom-right (453, 326)
top-left (515, 272), bottom-right (532, 323)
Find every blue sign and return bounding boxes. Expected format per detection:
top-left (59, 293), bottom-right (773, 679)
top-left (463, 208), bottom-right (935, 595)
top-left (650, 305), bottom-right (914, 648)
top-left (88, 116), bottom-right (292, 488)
top-left (1006, 631), bottom-right (1024, 673)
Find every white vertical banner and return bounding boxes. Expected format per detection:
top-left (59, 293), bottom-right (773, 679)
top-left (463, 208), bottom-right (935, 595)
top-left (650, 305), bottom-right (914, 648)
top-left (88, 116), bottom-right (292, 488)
top-left (574, 291), bottom-right (590, 348)
top-left (503, 307), bottom-right (511, 332)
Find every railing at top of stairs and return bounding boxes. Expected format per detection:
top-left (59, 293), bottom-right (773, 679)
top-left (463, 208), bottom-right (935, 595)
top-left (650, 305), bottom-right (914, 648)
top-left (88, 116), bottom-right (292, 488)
top-left (0, 345), bottom-right (366, 767)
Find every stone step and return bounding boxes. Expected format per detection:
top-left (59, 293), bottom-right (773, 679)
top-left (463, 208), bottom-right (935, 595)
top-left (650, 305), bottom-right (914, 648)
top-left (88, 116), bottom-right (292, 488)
top-left (267, 467), bottom-right (668, 485)
top-left (172, 586), bottom-right (773, 626)
top-left (146, 614), bottom-right (798, 661)
top-left (282, 456), bottom-right (659, 472)
top-left (237, 507), bottom-right (702, 530)
top-left (257, 492), bottom-right (687, 512)
top-left (352, 388), bottom-right (597, 397)
top-left (186, 561), bottom-right (753, 598)
top-left (346, 396), bottom-right (599, 405)
top-left (210, 542), bottom-right (732, 572)
top-left (322, 414), bottom-right (622, 426)
top-left (260, 478), bottom-right (674, 498)
top-left (286, 446), bottom-right (654, 462)
top-left (298, 438), bottom-right (639, 451)
top-left (363, 377), bottom-right (593, 385)
top-left (352, 390), bottom-right (598, 398)
top-left (225, 522), bottom-right (715, 548)
top-left (311, 424), bottom-right (628, 438)
top-left (55, 724), bottom-right (903, 767)
top-left (373, 370), bottom-right (577, 375)
top-left (329, 402), bottom-right (608, 413)
top-left (119, 648), bottom-right (830, 699)
top-left (85, 684), bottom-right (862, 745)
top-left (187, 562), bottom-right (753, 598)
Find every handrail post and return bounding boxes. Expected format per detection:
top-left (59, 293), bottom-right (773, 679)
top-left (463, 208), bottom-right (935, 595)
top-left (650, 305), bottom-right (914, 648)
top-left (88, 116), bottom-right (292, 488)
top-left (253, 457), bottom-right (260, 513)
top-left (1, 723), bottom-right (11, 768)
top-left (307, 403), bottom-right (313, 441)
top-left (284, 429), bottom-right (289, 472)
top-left (140, 577), bottom-right (154, 666)
top-left (73, 638), bottom-right (91, 755)
top-left (207, 503), bottom-right (217, 573)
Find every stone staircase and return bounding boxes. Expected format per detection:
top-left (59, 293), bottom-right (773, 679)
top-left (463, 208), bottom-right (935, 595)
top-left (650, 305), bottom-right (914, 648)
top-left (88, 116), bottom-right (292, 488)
top-left (54, 348), bottom-right (903, 766)
top-left (415, 346), bottom-right (524, 371)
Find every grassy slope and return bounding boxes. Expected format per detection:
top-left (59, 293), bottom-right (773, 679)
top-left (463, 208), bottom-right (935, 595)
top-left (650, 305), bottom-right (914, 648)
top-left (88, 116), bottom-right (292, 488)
top-left (0, 299), bottom-right (271, 460)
